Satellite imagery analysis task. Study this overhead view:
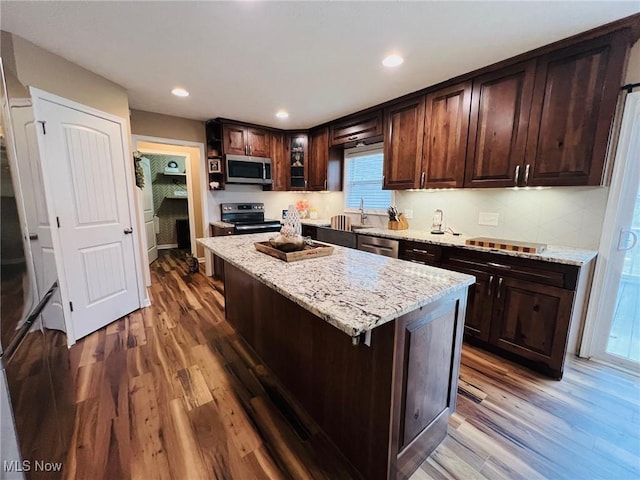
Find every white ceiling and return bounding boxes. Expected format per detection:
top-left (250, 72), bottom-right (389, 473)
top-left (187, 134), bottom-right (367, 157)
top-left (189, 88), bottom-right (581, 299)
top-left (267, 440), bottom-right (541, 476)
top-left (2, 1), bottom-right (638, 129)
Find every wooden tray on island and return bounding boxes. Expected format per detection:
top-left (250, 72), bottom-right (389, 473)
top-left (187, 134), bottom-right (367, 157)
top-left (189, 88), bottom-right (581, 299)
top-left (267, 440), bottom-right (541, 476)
top-left (255, 241), bottom-right (334, 262)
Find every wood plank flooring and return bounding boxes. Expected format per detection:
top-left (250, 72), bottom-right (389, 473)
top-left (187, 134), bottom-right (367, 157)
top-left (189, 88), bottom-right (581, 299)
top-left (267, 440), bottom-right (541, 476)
top-left (65, 250), bottom-right (640, 479)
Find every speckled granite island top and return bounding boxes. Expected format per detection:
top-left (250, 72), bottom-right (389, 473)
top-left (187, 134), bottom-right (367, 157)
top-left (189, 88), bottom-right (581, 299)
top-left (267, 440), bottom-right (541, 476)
top-left (354, 228), bottom-right (597, 266)
top-left (198, 233), bottom-right (474, 337)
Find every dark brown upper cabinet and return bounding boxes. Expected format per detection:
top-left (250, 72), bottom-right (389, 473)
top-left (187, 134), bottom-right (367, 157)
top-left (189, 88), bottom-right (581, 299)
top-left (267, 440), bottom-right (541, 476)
top-left (329, 110), bottom-right (383, 146)
top-left (464, 61), bottom-right (536, 188)
top-left (423, 81), bottom-right (472, 188)
top-left (222, 122), bottom-right (271, 157)
top-left (308, 127), bottom-right (329, 190)
top-left (525, 32), bottom-right (629, 186)
top-left (269, 131), bottom-right (287, 191)
top-left (383, 96), bottom-right (425, 190)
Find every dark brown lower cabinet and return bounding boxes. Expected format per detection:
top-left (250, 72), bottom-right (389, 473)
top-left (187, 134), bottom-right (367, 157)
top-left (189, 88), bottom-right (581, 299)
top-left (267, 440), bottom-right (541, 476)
top-left (448, 264), bottom-right (494, 342)
top-left (441, 248), bottom-right (582, 378)
top-left (492, 277), bottom-right (574, 372)
top-left (223, 261), bottom-right (468, 480)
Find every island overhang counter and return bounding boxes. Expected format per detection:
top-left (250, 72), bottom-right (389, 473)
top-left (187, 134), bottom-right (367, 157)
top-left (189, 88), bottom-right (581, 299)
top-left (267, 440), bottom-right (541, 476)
top-left (198, 233), bottom-right (474, 480)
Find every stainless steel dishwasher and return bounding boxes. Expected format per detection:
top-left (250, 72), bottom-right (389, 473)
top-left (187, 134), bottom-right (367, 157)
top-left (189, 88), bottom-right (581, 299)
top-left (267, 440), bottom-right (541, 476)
top-left (357, 235), bottom-right (399, 258)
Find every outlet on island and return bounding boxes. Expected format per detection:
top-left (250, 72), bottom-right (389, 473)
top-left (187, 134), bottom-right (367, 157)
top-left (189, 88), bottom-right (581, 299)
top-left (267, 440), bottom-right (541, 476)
top-left (478, 212), bottom-right (499, 226)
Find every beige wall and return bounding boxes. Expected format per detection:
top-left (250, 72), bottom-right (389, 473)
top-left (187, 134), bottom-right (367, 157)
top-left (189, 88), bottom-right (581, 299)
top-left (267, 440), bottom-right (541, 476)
top-left (130, 109), bottom-right (205, 144)
top-left (137, 141), bottom-right (205, 258)
top-left (1, 31), bottom-right (129, 120)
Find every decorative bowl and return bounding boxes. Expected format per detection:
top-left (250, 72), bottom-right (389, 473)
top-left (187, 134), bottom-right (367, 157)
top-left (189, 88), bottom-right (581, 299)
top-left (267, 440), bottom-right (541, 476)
top-left (269, 235), bottom-right (305, 252)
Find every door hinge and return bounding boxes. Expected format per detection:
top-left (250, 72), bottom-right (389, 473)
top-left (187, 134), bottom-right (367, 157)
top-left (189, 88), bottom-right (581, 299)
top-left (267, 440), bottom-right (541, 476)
top-left (69, 302), bottom-right (74, 312)
top-left (38, 120), bottom-right (46, 135)
top-left (56, 217), bottom-right (60, 228)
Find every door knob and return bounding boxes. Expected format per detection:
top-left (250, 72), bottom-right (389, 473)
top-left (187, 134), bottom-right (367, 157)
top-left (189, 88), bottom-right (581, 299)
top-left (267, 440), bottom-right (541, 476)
top-left (29, 233), bottom-right (38, 240)
top-left (124, 228), bottom-right (133, 234)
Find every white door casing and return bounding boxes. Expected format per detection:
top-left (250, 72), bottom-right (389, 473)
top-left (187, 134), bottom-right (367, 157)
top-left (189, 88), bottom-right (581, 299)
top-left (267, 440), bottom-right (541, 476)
top-left (140, 156), bottom-right (158, 264)
top-left (10, 104), bottom-right (65, 331)
top-left (32, 88), bottom-right (144, 342)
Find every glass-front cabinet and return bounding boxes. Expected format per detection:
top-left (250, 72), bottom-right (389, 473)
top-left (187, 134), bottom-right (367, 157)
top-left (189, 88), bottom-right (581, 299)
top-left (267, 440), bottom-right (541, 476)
top-left (288, 133), bottom-right (308, 190)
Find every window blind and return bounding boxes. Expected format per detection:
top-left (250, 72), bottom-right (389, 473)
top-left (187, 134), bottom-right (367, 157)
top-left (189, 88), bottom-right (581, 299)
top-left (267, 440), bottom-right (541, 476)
top-left (344, 147), bottom-right (392, 211)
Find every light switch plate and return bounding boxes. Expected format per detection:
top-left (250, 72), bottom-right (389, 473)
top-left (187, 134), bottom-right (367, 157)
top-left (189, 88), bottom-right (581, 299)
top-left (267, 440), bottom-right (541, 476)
top-left (478, 212), bottom-right (499, 226)
top-left (404, 209), bottom-right (413, 219)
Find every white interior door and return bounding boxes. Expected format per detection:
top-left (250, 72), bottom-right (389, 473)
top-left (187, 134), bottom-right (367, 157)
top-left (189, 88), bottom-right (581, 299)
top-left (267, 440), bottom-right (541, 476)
top-left (140, 156), bottom-right (158, 263)
top-left (33, 96), bottom-right (140, 340)
top-left (10, 104), bottom-right (65, 332)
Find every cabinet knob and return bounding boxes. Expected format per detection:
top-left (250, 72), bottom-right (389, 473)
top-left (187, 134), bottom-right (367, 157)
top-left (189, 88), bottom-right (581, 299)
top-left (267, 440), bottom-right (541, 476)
top-left (420, 172), bottom-right (426, 189)
top-left (497, 277), bottom-right (504, 298)
top-left (524, 164), bottom-right (530, 185)
top-left (514, 165), bottom-right (520, 184)
top-left (324, 179), bottom-right (327, 190)
top-left (124, 228), bottom-right (133, 234)
top-left (348, 135), bottom-right (358, 141)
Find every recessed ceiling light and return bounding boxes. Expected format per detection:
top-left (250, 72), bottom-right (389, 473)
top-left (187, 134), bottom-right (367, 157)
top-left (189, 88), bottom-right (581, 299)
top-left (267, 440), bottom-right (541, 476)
top-left (382, 54), bottom-right (404, 68)
top-left (171, 87), bottom-right (189, 97)
top-left (276, 110), bottom-right (289, 119)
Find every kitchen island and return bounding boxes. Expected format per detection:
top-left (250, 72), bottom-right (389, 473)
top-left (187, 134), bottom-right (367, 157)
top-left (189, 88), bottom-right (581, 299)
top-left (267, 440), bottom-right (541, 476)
top-left (198, 233), bottom-right (474, 479)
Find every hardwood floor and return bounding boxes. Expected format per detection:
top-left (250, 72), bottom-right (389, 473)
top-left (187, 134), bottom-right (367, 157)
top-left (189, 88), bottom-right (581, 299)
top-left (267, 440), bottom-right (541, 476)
top-left (65, 250), bottom-right (640, 479)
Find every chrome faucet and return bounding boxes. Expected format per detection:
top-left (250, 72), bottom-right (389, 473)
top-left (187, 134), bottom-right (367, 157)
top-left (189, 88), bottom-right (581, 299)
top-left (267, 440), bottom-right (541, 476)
top-left (359, 197), bottom-right (368, 225)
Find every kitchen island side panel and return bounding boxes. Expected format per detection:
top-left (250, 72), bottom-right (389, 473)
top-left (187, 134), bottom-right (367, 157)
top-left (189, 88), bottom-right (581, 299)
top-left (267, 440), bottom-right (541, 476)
top-left (224, 261), bottom-right (395, 479)
top-left (223, 261), bottom-right (468, 480)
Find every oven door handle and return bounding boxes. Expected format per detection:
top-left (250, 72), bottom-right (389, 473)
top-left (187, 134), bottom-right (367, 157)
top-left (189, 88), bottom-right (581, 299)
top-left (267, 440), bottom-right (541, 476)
top-left (234, 224), bottom-right (281, 232)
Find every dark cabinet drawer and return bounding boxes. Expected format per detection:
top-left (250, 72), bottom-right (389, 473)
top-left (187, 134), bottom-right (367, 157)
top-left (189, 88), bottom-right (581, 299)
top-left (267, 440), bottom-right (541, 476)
top-left (330, 110), bottom-right (383, 146)
top-left (442, 249), bottom-right (578, 290)
top-left (399, 241), bottom-right (442, 266)
top-left (211, 225), bottom-right (235, 236)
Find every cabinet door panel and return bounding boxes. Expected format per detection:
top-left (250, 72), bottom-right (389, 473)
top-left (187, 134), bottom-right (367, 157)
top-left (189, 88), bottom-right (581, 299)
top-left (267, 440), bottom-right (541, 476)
top-left (401, 305), bottom-right (456, 448)
top-left (308, 127), bottom-right (329, 190)
top-left (444, 264), bottom-right (493, 342)
top-left (383, 96), bottom-right (425, 190)
top-left (423, 82), bottom-right (471, 188)
top-left (492, 277), bottom-right (574, 368)
top-left (465, 61), bottom-right (535, 188)
top-left (247, 128), bottom-right (270, 157)
top-left (223, 124), bottom-right (247, 155)
top-left (269, 132), bottom-right (287, 191)
top-left (526, 32), bottom-right (628, 186)
top-left (330, 110), bottom-right (383, 146)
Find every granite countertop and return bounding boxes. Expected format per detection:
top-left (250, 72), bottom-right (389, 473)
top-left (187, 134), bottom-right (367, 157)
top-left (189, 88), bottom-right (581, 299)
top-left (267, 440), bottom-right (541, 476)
top-left (198, 233), bottom-right (474, 338)
top-left (279, 218), bottom-right (332, 227)
top-left (353, 228), bottom-right (597, 266)
top-left (210, 221), bottom-right (235, 228)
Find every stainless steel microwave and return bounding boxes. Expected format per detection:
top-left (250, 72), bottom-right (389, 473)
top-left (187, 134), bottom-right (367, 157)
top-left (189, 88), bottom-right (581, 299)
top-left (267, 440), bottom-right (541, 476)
top-left (225, 154), bottom-right (272, 185)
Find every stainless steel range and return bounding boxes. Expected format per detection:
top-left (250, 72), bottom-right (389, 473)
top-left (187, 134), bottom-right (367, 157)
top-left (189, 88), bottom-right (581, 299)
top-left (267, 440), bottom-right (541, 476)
top-left (220, 202), bottom-right (282, 235)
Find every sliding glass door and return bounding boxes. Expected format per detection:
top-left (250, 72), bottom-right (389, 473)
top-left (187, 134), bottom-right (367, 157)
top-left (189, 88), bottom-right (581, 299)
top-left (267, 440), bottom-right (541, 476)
top-left (582, 91), bottom-right (640, 372)
top-left (606, 188), bottom-right (640, 363)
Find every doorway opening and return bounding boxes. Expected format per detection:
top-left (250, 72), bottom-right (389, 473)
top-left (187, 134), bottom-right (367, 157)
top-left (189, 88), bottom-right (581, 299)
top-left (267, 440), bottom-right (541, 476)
top-left (132, 136), bottom-right (207, 287)
top-left (140, 152), bottom-right (190, 260)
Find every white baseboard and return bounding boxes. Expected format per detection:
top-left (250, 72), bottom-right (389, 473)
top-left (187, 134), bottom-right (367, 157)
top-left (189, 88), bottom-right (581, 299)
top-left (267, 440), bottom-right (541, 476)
top-left (157, 244), bottom-right (178, 250)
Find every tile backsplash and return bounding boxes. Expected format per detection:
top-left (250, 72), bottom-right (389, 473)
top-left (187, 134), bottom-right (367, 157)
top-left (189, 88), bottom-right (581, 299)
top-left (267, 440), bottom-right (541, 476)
top-left (207, 185), bottom-right (608, 250)
top-left (395, 187), bottom-right (608, 249)
top-left (207, 184), bottom-right (344, 222)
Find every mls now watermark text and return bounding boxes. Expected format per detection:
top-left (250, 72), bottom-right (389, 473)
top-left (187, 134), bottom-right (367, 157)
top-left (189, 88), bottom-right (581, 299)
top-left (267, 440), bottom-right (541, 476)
top-left (4, 460), bottom-right (63, 473)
